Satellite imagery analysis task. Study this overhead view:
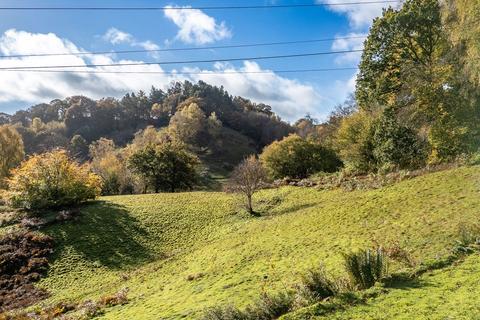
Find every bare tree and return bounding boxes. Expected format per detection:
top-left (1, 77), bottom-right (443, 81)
top-left (226, 156), bottom-right (267, 216)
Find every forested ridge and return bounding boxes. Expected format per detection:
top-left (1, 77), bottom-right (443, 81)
top-left (1, 80), bottom-right (292, 169)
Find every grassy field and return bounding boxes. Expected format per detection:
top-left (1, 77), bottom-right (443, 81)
top-left (284, 253), bottom-right (480, 319)
top-left (20, 165), bottom-right (480, 319)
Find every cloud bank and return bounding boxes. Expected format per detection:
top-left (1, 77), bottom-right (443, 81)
top-left (0, 29), bottom-right (322, 122)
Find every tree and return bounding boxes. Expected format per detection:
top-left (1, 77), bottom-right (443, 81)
top-left (128, 143), bottom-right (200, 193)
top-left (443, 0), bottom-right (480, 85)
top-left (31, 117), bottom-right (45, 133)
top-left (7, 150), bottom-right (101, 210)
top-left (226, 156), bottom-right (266, 215)
top-left (354, 0), bottom-right (480, 163)
top-left (260, 134), bottom-right (342, 179)
top-left (90, 138), bottom-right (136, 195)
top-left (335, 111), bottom-right (376, 173)
top-left (0, 125), bottom-right (24, 187)
top-left (168, 102), bottom-right (207, 145)
top-left (371, 108), bottom-right (427, 170)
top-left (69, 134), bottom-right (89, 161)
top-left (356, 0), bottom-right (444, 111)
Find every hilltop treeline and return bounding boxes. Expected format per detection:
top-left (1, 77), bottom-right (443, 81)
top-left (3, 81), bottom-right (292, 167)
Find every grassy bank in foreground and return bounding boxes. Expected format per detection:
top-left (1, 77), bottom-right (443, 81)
top-left (26, 165), bottom-right (480, 319)
top-left (284, 253), bottom-right (480, 319)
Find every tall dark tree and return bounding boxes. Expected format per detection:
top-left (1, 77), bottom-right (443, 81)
top-left (128, 143), bottom-right (200, 193)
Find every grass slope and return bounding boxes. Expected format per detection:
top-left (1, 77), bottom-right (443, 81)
top-left (285, 253), bottom-right (480, 320)
top-left (32, 165), bottom-right (479, 319)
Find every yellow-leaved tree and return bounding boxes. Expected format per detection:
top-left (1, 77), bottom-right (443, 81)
top-left (7, 150), bottom-right (101, 211)
top-left (0, 125), bottom-right (24, 187)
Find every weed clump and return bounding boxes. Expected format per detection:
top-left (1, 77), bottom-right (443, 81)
top-left (293, 265), bottom-right (338, 307)
top-left (0, 288), bottom-right (129, 319)
top-left (202, 292), bottom-right (294, 320)
top-left (343, 248), bottom-right (388, 290)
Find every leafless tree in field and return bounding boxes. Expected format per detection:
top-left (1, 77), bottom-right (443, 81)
top-left (226, 155), bottom-right (267, 216)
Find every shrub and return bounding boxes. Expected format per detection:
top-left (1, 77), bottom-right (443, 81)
top-left (7, 150), bottom-right (101, 211)
top-left (202, 292), bottom-right (293, 320)
top-left (202, 305), bottom-right (246, 320)
top-left (98, 288), bottom-right (129, 307)
top-left (294, 266), bottom-right (338, 306)
top-left (260, 134), bottom-right (342, 179)
top-left (245, 292), bottom-right (294, 319)
top-left (452, 223), bottom-right (480, 255)
top-left (383, 242), bottom-right (416, 267)
top-left (335, 111), bottom-right (376, 173)
top-left (371, 109), bottom-right (427, 171)
top-left (343, 248), bottom-right (388, 290)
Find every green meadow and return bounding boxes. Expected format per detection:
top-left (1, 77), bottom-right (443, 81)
top-left (29, 165), bottom-right (480, 319)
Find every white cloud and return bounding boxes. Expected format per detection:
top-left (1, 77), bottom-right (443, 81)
top-left (103, 28), bottom-right (133, 45)
top-left (0, 29), bottom-right (174, 105)
top-left (316, 0), bottom-right (401, 29)
top-left (0, 29), bottom-right (322, 122)
top-left (164, 6), bottom-right (232, 45)
top-left (102, 28), bottom-right (160, 56)
top-left (331, 33), bottom-right (366, 65)
top-left (183, 61), bottom-right (324, 121)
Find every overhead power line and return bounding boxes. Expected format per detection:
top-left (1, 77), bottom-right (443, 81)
top-left (0, 49), bottom-right (364, 70)
top-left (0, 36), bottom-right (367, 59)
top-left (0, 67), bottom-right (358, 74)
top-left (0, 1), bottom-right (401, 11)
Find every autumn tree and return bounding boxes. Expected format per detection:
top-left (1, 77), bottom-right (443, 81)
top-left (168, 102), bottom-right (207, 145)
top-left (90, 138), bottom-right (136, 195)
top-left (355, 0), bottom-right (480, 163)
top-left (335, 111), bottom-right (376, 173)
top-left (443, 0), bottom-right (480, 85)
top-left (0, 125), bottom-right (24, 187)
top-left (226, 156), bottom-right (266, 215)
top-left (260, 134), bottom-right (342, 179)
top-left (7, 150), bottom-right (101, 210)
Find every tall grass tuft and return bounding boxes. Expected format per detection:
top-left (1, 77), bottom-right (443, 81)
top-left (202, 292), bottom-right (294, 320)
top-left (245, 292), bottom-right (294, 319)
top-left (294, 265), bottom-right (338, 307)
top-left (343, 248), bottom-right (388, 289)
top-left (202, 305), bottom-right (246, 320)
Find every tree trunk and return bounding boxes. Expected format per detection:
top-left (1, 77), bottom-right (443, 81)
top-left (247, 194), bottom-right (253, 215)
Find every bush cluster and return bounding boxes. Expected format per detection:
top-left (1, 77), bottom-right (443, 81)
top-left (260, 134), bottom-right (342, 180)
top-left (7, 150), bottom-right (101, 211)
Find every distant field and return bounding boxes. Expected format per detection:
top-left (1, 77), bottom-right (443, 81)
top-left (26, 165), bottom-right (480, 319)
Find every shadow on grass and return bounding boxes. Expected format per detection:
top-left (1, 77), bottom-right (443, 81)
top-left (271, 203), bottom-right (317, 216)
top-left (383, 275), bottom-right (426, 290)
top-left (45, 201), bottom-right (154, 269)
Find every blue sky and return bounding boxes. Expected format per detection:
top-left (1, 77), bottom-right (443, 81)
top-left (0, 0), bottom-right (398, 121)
